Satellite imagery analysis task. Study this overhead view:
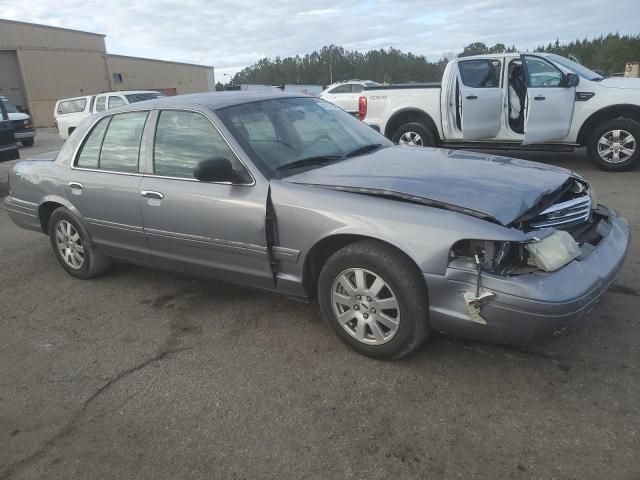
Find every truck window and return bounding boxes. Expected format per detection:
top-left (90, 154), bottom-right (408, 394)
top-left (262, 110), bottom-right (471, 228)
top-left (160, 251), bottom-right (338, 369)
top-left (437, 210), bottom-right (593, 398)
top-left (458, 60), bottom-right (502, 88)
top-left (57, 98), bottom-right (87, 115)
top-left (523, 56), bottom-right (563, 87)
top-left (329, 84), bottom-right (352, 94)
top-left (95, 96), bottom-right (106, 112)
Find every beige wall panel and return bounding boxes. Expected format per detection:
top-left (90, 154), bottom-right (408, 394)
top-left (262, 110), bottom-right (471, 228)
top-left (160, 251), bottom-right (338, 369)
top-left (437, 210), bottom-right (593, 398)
top-left (107, 56), bottom-right (214, 94)
top-left (0, 20), bottom-right (106, 52)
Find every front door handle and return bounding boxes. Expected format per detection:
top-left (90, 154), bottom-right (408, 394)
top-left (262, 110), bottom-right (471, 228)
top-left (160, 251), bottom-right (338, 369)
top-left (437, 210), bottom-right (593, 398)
top-left (466, 95), bottom-right (478, 100)
top-left (68, 182), bottom-right (84, 190)
top-left (534, 96), bottom-right (546, 101)
top-left (141, 191), bottom-right (164, 200)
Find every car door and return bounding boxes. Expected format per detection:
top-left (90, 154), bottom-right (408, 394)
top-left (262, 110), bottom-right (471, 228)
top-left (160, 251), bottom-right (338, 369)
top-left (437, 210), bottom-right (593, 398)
top-left (138, 108), bottom-right (274, 289)
top-left (65, 111), bottom-right (150, 260)
top-left (521, 55), bottom-right (576, 144)
top-left (457, 59), bottom-right (504, 140)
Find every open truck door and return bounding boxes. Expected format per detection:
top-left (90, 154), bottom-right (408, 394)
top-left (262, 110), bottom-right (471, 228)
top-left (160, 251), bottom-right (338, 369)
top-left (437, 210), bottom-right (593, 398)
top-left (522, 54), bottom-right (577, 145)
top-left (457, 58), bottom-right (503, 140)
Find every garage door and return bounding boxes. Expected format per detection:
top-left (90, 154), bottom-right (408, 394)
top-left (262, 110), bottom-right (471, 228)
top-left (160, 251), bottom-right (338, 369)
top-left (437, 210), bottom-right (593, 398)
top-left (0, 51), bottom-right (27, 109)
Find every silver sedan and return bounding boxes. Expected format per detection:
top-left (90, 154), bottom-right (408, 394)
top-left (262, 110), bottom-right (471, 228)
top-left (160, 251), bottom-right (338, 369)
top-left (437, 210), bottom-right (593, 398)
top-left (4, 92), bottom-right (630, 359)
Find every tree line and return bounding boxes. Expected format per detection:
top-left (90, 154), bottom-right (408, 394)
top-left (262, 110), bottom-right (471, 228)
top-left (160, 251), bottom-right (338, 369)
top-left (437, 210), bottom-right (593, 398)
top-left (229, 33), bottom-right (640, 86)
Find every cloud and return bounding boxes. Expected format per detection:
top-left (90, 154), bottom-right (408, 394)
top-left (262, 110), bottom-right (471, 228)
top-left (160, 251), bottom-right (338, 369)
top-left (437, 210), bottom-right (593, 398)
top-left (2, 0), bottom-right (639, 81)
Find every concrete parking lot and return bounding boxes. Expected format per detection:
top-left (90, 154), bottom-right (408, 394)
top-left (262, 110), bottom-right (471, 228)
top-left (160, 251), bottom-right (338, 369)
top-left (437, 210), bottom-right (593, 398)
top-left (1, 131), bottom-right (638, 479)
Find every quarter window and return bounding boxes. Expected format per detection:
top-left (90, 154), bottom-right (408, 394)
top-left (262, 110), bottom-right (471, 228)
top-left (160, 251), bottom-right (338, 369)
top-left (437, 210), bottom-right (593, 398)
top-left (76, 111), bottom-right (148, 172)
top-left (108, 95), bottom-right (126, 109)
top-left (153, 110), bottom-right (237, 178)
top-left (459, 59), bottom-right (502, 88)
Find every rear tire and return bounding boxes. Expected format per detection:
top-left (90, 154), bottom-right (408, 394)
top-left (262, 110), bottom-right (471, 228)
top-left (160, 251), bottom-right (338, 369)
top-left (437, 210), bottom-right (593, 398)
top-left (20, 138), bottom-right (34, 147)
top-left (318, 240), bottom-right (430, 360)
top-left (586, 117), bottom-right (640, 171)
top-left (391, 122), bottom-right (437, 148)
top-left (48, 207), bottom-right (111, 279)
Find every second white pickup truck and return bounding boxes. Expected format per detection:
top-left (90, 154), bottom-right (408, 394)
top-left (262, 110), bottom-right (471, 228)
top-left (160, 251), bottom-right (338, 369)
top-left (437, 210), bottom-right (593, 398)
top-left (359, 52), bottom-right (640, 171)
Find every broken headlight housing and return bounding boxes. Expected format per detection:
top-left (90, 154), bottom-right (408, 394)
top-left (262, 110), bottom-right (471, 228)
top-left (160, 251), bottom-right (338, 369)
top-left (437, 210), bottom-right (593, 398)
top-left (449, 231), bottom-right (582, 275)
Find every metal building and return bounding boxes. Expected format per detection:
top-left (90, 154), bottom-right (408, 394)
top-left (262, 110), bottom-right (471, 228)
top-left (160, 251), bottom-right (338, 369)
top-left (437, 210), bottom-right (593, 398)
top-left (0, 19), bottom-right (215, 126)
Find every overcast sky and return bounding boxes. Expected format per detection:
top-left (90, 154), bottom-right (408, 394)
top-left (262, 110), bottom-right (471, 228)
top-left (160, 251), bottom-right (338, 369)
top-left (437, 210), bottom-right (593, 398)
top-left (2, 0), bottom-right (640, 81)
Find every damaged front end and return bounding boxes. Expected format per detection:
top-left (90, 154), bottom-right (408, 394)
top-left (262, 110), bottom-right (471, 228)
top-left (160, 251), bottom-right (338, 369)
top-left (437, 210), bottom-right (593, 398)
top-left (447, 178), bottom-right (615, 325)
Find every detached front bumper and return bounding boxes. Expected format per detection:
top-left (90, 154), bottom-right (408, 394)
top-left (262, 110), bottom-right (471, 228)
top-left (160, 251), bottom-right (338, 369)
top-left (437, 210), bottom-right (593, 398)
top-left (424, 207), bottom-right (630, 346)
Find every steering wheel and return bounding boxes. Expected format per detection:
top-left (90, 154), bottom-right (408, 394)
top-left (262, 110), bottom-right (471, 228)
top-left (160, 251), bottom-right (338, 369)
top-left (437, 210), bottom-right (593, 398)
top-left (300, 134), bottom-right (332, 154)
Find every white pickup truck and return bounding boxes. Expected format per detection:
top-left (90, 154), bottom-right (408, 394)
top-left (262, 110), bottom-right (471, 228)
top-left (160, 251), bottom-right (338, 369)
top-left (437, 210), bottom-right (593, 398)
top-left (359, 52), bottom-right (640, 171)
top-left (54, 90), bottom-right (164, 139)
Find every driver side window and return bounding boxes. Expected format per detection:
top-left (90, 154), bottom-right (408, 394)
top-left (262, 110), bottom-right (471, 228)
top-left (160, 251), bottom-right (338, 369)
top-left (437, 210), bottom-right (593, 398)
top-left (523, 56), bottom-right (563, 87)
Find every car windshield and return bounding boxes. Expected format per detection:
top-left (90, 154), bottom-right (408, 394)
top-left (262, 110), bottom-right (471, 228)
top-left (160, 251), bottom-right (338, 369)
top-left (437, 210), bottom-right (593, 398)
top-left (125, 92), bottom-right (165, 103)
top-left (216, 96), bottom-right (392, 176)
top-left (548, 54), bottom-right (604, 81)
top-left (1, 98), bottom-right (19, 113)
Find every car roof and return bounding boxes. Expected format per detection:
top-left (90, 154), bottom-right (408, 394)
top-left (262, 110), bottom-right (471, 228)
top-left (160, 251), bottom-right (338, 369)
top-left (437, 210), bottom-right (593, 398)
top-left (459, 52), bottom-right (552, 61)
top-left (101, 90), bottom-right (161, 95)
top-left (113, 91), bottom-right (306, 112)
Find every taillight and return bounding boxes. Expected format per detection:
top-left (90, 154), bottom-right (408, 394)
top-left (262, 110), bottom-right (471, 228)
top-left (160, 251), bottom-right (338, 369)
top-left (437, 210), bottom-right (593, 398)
top-left (358, 96), bottom-right (367, 120)
top-left (53, 119), bottom-right (58, 129)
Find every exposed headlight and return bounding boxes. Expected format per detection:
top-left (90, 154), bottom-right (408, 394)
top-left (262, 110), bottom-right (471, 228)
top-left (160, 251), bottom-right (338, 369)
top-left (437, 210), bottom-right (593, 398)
top-left (450, 230), bottom-right (581, 275)
top-left (525, 230), bottom-right (581, 272)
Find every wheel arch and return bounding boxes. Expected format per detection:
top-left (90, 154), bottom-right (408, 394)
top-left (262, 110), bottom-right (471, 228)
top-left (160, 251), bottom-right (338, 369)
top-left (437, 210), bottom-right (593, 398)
top-left (384, 108), bottom-right (439, 142)
top-left (38, 195), bottom-right (82, 233)
top-left (301, 233), bottom-right (427, 299)
top-left (577, 104), bottom-right (640, 146)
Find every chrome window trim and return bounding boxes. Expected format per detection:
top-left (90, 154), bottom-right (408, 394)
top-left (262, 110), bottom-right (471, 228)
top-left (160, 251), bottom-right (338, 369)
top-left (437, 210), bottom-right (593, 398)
top-left (71, 109), bottom-right (151, 175)
top-left (148, 107), bottom-right (256, 187)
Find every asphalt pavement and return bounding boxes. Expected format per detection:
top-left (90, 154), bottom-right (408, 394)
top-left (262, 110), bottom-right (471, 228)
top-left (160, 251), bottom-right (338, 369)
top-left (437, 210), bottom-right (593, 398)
top-left (0, 133), bottom-right (638, 479)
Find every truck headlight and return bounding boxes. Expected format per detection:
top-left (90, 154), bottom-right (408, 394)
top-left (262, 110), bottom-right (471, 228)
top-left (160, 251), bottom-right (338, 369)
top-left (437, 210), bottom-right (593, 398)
top-left (525, 230), bottom-right (581, 272)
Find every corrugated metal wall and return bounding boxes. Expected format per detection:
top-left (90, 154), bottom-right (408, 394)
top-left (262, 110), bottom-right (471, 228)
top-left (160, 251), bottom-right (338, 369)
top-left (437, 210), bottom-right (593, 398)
top-left (106, 55), bottom-right (214, 95)
top-left (0, 19), bottom-right (109, 126)
top-left (0, 19), bottom-right (215, 127)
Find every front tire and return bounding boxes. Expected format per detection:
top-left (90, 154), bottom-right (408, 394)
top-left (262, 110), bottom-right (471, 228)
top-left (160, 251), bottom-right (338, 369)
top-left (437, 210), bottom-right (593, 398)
top-left (20, 138), bottom-right (34, 147)
top-left (318, 240), bottom-right (430, 359)
top-left (391, 122), bottom-right (437, 147)
top-left (48, 207), bottom-right (111, 279)
top-left (587, 117), bottom-right (640, 171)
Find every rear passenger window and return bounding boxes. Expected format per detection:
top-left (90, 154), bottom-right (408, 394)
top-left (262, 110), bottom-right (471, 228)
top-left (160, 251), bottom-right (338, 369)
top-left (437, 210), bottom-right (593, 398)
top-left (154, 110), bottom-right (236, 178)
top-left (459, 59), bottom-right (502, 88)
top-left (76, 111), bottom-right (148, 172)
top-left (77, 117), bottom-right (109, 169)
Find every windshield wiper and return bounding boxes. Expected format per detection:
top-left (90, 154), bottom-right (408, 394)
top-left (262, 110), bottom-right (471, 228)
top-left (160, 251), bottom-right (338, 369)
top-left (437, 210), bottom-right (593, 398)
top-left (344, 143), bottom-right (384, 158)
top-left (276, 155), bottom-right (342, 171)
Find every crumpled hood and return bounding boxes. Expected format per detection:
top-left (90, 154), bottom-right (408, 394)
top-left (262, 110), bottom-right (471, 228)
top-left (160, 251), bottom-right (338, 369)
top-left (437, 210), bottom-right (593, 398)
top-left (598, 77), bottom-right (640, 90)
top-left (284, 146), bottom-right (578, 226)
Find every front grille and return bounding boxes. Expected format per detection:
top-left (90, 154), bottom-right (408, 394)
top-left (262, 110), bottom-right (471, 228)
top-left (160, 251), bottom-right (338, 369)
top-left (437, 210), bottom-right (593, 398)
top-left (530, 195), bottom-right (591, 229)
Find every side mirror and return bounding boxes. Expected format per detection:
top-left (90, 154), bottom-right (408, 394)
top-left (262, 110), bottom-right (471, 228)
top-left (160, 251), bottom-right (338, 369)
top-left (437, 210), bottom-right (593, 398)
top-left (193, 157), bottom-right (250, 183)
top-left (565, 72), bottom-right (580, 87)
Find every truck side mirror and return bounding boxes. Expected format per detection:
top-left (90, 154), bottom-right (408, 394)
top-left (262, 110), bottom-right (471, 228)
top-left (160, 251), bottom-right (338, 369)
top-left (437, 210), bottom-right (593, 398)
top-left (565, 73), bottom-right (580, 88)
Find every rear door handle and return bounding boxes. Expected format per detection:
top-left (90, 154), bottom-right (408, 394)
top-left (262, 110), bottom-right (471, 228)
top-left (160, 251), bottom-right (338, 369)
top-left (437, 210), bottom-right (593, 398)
top-left (534, 96), bottom-right (546, 101)
top-left (466, 95), bottom-right (478, 100)
top-left (68, 182), bottom-right (83, 189)
top-left (141, 191), bottom-right (164, 200)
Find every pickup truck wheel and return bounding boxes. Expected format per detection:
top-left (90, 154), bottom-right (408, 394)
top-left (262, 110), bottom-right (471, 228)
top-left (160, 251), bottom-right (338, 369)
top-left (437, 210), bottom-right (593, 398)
top-left (20, 138), bottom-right (34, 147)
top-left (392, 122), bottom-right (436, 148)
top-left (587, 118), bottom-right (640, 171)
top-left (318, 240), bottom-right (430, 360)
top-left (48, 207), bottom-right (111, 279)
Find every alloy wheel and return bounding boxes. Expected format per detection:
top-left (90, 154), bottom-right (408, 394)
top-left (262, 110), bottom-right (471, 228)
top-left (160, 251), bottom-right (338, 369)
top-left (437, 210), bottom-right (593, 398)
top-left (55, 220), bottom-right (85, 269)
top-left (331, 268), bottom-right (400, 345)
top-left (399, 131), bottom-right (423, 147)
top-left (597, 129), bottom-right (636, 164)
